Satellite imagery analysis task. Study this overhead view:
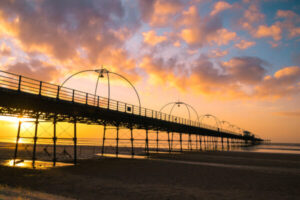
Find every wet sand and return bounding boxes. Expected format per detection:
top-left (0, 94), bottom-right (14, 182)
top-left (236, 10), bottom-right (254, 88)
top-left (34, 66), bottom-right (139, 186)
top-left (1, 151), bottom-right (300, 200)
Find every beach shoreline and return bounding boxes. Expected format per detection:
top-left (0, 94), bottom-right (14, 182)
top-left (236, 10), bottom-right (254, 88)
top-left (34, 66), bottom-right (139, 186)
top-left (1, 150), bottom-right (300, 200)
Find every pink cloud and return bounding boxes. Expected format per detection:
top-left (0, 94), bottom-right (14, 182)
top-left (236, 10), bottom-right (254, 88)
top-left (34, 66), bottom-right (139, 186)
top-left (210, 1), bottom-right (232, 16)
top-left (235, 40), bottom-right (256, 49)
top-left (254, 24), bottom-right (282, 41)
top-left (138, 0), bottom-right (183, 27)
top-left (142, 30), bottom-right (167, 46)
top-left (5, 59), bottom-right (60, 82)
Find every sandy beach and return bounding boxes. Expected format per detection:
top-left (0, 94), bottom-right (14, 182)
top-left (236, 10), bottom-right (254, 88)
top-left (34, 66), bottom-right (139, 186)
top-left (0, 150), bottom-right (300, 200)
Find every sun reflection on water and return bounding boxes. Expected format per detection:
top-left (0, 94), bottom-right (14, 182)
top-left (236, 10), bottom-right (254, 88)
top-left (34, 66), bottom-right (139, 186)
top-left (4, 159), bottom-right (73, 169)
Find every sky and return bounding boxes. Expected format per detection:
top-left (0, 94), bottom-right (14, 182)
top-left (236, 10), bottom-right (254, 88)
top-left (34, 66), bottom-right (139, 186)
top-left (0, 0), bottom-right (300, 143)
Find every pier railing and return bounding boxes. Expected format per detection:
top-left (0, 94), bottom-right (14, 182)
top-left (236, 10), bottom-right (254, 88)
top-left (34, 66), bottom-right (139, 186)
top-left (0, 70), bottom-right (239, 136)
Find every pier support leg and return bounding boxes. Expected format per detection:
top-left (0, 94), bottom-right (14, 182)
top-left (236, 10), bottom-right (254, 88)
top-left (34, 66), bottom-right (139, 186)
top-left (221, 136), bottom-right (224, 151)
top-left (13, 120), bottom-right (22, 165)
top-left (130, 127), bottom-right (134, 158)
top-left (116, 126), bottom-right (119, 158)
top-left (188, 133), bottom-right (192, 151)
top-left (53, 117), bottom-right (57, 166)
top-left (195, 135), bottom-right (198, 150)
top-left (156, 129), bottom-right (159, 152)
top-left (179, 133), bottom-right (183, 152)
top-left (171, 132), bottom-right (174, 152)
top-left (145, 129), bottom-right (149, 157)
top-left (32, 114), bottom-right (39, 167)
top-left (200, 136), bottom-right (202, 151)
top-left (227, 137), bottom-right (230, 151)
top-left (73, 118), bottom-right (77, 165)
top-left (101, 125), bottom-right (106, 156)
top-left (167, 131), bottom-right (171, 153)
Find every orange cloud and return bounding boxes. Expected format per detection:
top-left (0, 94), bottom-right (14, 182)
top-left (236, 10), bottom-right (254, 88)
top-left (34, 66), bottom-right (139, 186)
top-left (276, 10), bottom-right (299, 20)
top-left (239, 3), bottom-right (265, 31)
top-left (254, 24), bottom-right (282, 41)
top-left (139, 0), bottom-right (183, 27)
top-left (209, 49), bottom-right (228, 58)
top-left (208, 28), bottom-right (237, 46)
top-left (254, 66), bottom-right (300, 98)
top-left (142, 30), bottom-right (167, 46)
top-left (0, 0), bottom-right (141, 82)
top-left (0, 43), bottom-right (11, 56)
top-left (210, 1), bottom-right (232, 16)
top-left (5, 59), bottom-right (60, 82)
top-left (178, 5), bottom-right (236, 48)
top-left (275, 10), bottom-right (300, 38)
top-left (275, 111), bottom-right (300, 117)
top-left (235, 40), bottom-right (256, 49)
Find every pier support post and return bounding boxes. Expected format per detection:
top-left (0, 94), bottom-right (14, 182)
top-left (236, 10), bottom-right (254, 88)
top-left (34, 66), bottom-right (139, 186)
top-left (13, 120), bottom-right (22, 165)
top-left (116, 126), bottom-right (119, 158)
top-left (53, 116), bottom-right (57, 166)
top-left (179, 133), bottom-right (183, 152)
top-left (171, 132), bottom-right (174, 152)
top-left (130, 127), bottom-right (134, 158)
top-left (32, 114), bottom-right (39, 167)
top-left (73, 117), bottom-right (77, 165)
top-left (145, 129), bottom-right (149, 157)
top-left (200, 136), bottom-right (202, 151)
top-left (101, 125), bottom-right (106, 155)
top-left (227, 137), bottom-right (230, 150)
top-left (196, 135), bottom-right (199, 151)
top-left (156, 129), bottom-right (159, 152)
top-left (221, 136), bottom-right (224, 151)
top-left (188, 133), bottom-right (192, 151)
top-left (167, 131), bottom-right (171, 153)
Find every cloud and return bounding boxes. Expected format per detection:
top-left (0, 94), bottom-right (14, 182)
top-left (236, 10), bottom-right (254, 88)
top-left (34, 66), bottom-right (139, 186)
top-left (140, 55), bottom-right (187, 88)
top-left (141, 53), bottom-right (300, 99)
top-left (254, 66), bottom-right (300, 98)
top-left (179, 6), bottom-right (236, 47)
top-left (209, 49), bottom-right (228, 58)
top-left (275, 110), bottom-right (300, 117)
top-left (210, 1), bottom-right (232, 16)
top-left (254, 24), bottom-right (282, 41)
top-left (143, 30), bottom-right (167, 46)
top-left (0, 0), bottom-right (140, 65)
top-left (274, 10), bottom-right (300, 39)
top-left (0, 43), bottom-right (11, 56)
top-left (276, 10), bottom-right (300, 21)
top-left (235, 40), bottom-right (255, 49)
top-left (5, 59), bottom-right (60, 82)
top-left (221, 56), bottom-right (267, 84)
top-left (138, 0), bottom-right (183, 27)
top-left (239, 3), bottom-right (265, 31)
top-left (0, 0), bottom-right (143, 84)
top-left (140, 54), bottom-right (270, 98)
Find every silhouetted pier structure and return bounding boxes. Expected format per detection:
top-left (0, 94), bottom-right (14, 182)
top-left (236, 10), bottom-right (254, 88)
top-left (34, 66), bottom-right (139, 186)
top-left (0, 70), bottom-right (262, 166)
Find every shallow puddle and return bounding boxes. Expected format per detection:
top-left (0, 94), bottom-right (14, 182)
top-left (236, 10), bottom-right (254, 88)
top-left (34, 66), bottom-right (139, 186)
top-left (1, 159), bottom-right (73, 169)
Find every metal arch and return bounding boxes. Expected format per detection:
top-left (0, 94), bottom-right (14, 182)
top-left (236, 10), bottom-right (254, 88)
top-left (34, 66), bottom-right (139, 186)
top-left (200, 114), bottom-right (221, 129)
top-left (107, 71), bottom-right (141, 109)
top-left (160, 102), bottom-right (191, 120)
top-left (60, 69), bottom-right (96, 88)
top-left (220, 120), bottom-right (234, 131)
top-left (59, 68), bottom-right (141, 109)
top-left (231, 125), bottom-right (243, 134)
top-left (184, 103), bottom-right (200, 122)
top-left (159, 101), bottom-right (200, 122)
